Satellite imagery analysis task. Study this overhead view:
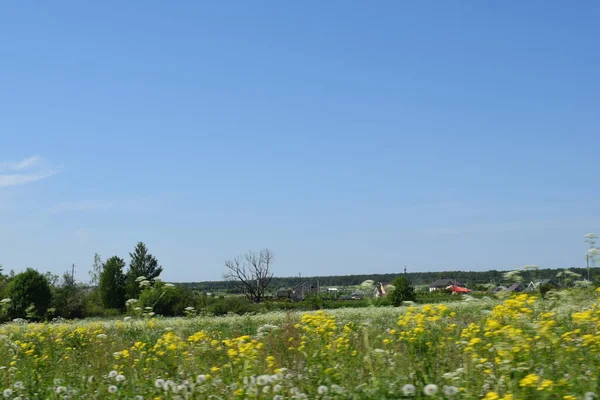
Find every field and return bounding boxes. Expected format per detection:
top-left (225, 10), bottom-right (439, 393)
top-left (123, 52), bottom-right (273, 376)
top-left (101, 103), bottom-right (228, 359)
top-left (0, 290), bottom-right (599, 399)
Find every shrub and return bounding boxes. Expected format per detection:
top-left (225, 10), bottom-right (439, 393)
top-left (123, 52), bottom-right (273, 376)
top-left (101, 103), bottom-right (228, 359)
top-left (389, 276), bottom-right (416, 306)
top-left (138, 282), bottom-right (194, 317)
top-left (6, 268), bottom-right (52, 320)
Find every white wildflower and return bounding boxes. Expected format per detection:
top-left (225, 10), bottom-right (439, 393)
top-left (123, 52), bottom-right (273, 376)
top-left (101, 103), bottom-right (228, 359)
top-left (262, 386), bottom-right (271, 393)
top-left (108, 370), bottom-right (118, 378)
top-left (108, 385), bottom-right (118, 394)
top-left (3, 389), bottom-right (12, 398)
top-left (585, 393), bottom-right (598, 400)
top-left (123, 316), bottom-right (132, 321)
top-left (257, 375), bottom-right (270, 386)
top-left (317, 385), bottom-right (328, 395)
top-left (424, 384), bottom-right (439, 396)
top-left (13, 381), bottom-right (24, 390)
top-left (116, 375), bottom-right (125, 382)
top-left (402, 384), bottom-right (416, 396)
top-left (87, 376), bottom-right (94, 383)
top-left (443, 386), bottom-right (458, 396)
top-left (196, 375), bottom-right (207, 384)
top-left (55, 386), bottom-right (66, 394)
top-left (273, 384), bottom-right (282, 393)
top-left (155, 379), bottom-right (165, 388)
top-left (273, 396), bottom-right (284, 400)
top-left (331, 384), bottom-right (343, 394)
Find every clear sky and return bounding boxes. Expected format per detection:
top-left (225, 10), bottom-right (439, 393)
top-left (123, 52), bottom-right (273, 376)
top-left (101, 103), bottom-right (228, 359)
top-left (1, 1), bottom-right (599, 282)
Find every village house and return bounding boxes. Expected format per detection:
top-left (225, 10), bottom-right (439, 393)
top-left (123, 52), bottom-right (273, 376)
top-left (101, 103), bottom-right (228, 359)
top-left (429, 279), bottom-right (466, 292)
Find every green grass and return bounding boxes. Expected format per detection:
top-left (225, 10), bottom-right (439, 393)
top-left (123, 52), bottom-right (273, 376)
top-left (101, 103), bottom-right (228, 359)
top-left (0, 289), bottom-right (598, 399)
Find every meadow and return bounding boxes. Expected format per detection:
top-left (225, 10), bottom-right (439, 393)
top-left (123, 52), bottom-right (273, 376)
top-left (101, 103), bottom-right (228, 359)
top-left (0, 289), bottom-right (599, 399)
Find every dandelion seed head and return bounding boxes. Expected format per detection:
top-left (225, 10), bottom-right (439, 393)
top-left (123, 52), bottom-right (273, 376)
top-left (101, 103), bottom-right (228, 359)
top-left (424, 384), bottom-right (439, 396)
top-left (402, 384), bottom-right (416, 396)
top-left (107, 385), bottom-right (118, 394)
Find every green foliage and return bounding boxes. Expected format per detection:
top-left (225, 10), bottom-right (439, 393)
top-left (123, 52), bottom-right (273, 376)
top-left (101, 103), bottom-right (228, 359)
top-left (389, 276), bottom-right (416, 306)
top-left (126, 242), bottom-right (163, 299)
top-left (99, 256), bottom-right (126, 310)
top-left (206, 296), bottom-right (262, 316)
top-left (6, 268), bottom-right (52, 320)
top-left (138, 282), bottom-right (194, 317)
top-left (52, 272), bottom-right (86, 319)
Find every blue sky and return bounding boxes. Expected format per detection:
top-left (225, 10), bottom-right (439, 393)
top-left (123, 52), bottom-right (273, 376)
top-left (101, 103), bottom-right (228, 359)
top-left (1, 1), bottom-right (599, 281)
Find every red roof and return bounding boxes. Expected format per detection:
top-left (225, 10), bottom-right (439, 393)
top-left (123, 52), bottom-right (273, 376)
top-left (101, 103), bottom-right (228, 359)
top-left (449, 285), bottom-right (472, 293)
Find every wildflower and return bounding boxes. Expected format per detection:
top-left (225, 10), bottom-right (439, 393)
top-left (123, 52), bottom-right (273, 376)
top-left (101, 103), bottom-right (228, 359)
top-left (88, 376), bottom-right (94, 383)
top-left (155, 379), bottom-right (165, 388)
top-left (257, 375), bottom-right (270, 386)
top-left (196, 375), bottom-right (207, 384)
top-left (262, 386), bottom-right (271, 394)
top-left (116, 375), bottom-right (125, 382)
top-left (443, 386), bottom-right (458, 396)
top-left (484, 392), bottom-right (500, 400)
top-left (519, 374), bottom-right (540, 387)
top-left (331, 384), bottom-right (343, 394)
top-left (108, 370), bottom-right (118, 378)
top-left (165, 283), bottom-right (175, 288)
top-left (273, 384), bottom-right (282, 392)
top-left (585, 393), bottom-right (598, 400)
top-left (317, 385), bottom-right (328, 395)
top-left (55, 386), bottom-right (66, 394)
top-left (3, 389), bottom-right (12, 398)
top-left (424, 384), bottom-right (439, 396)
top-left (108, 385), bottom-right (118, 394)
top-left (136, 397), bottom-right (144, 400)
top-left (402, 384), bottom-right (416, 396)
top-left (13, 382), bottom-right (24, 390)
top-left (273, 396), bottom-right (284, 400)
top-left (124, 316), bottom-right (132, 321)
top-left (538, 380), bottom-right (553, 391)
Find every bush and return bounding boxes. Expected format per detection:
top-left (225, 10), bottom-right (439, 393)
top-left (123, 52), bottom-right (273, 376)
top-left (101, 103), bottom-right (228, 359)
top-left (138, 282), bottom-right (194, 317)
top-left (206, 297), bottom-right (263, 316)
top-left (389, 276), bottom-right (416, 306)
top-left (52, 273), bottom-right (86, 319)
top-left (6, 268), bottom-right (52, 320)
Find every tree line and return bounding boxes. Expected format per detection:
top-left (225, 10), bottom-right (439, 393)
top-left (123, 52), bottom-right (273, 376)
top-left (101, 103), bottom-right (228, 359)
top-left (181, 267), bottom-right (599, 293)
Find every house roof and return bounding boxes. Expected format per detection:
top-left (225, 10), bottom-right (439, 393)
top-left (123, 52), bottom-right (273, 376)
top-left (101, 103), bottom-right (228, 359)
top-left (449, 285), bottom-right (472, 293)
top-left (506, 282), bottom-right (524, 291)
top-left (430, 279), bottom-right (465, 288)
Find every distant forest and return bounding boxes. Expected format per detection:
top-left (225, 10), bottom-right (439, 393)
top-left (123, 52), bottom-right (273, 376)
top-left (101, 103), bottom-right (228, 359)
top-left (179, 267), bottom-right (599, 292)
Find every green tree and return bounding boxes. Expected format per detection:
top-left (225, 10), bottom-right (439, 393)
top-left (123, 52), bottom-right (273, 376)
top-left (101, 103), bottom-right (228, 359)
top-left (6, 268), bottom-right (52, 320)
top-left (126, 242), bottom-right (163, 299)
top-left (99, 256), bottom-right (127, 310)
top-left (52, 272), bottom-right (85, 319)
top-left (138, 282), bottom-right (193, 317)
top-left (390, 276), bottom-right (416, 306)
top-left (89, 253), bottom-right (103, 286)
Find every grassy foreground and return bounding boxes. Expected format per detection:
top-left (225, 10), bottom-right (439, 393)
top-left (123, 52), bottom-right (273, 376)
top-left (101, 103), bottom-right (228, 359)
top-left (0, 290), bottom-right (599, 399)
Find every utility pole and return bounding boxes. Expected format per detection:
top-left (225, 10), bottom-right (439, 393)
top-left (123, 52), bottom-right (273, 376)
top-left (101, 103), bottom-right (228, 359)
top-left (404, 265), bottom-right (407, 274)
top-left (71, 263), bottom-right (75, 282)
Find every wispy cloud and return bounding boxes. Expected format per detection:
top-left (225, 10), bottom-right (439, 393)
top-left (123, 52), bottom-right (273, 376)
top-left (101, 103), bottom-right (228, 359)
top-left (0, 156), bottom-right (58, 187)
